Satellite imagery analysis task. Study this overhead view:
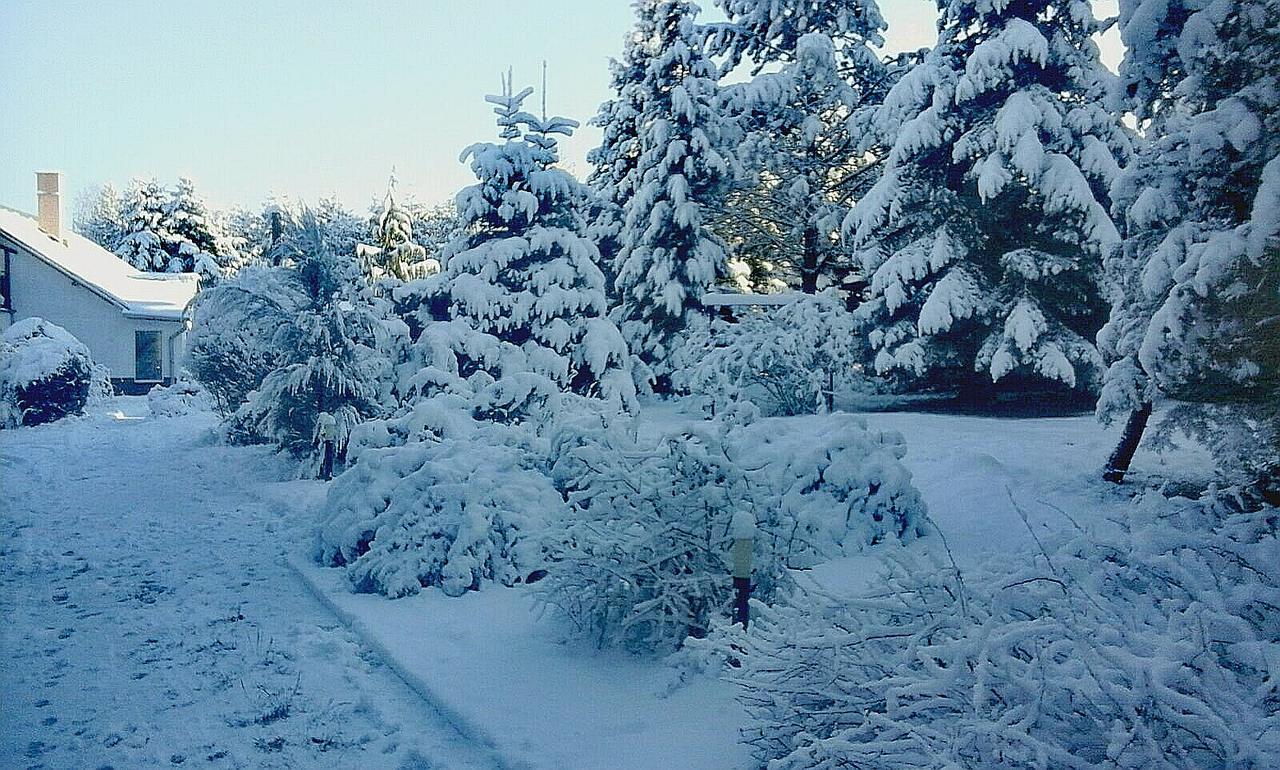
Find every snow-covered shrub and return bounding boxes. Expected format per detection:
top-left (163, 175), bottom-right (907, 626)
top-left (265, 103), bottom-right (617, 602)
top-left (206, 212), bottom-right (400, 473)
top-left (675, 292), bottom-right (870, 416)
top-left (315, 394), bottom-right (562, 598)
top-left (187, 263), bottom-right (299, 414)
top-left (0, 318), bottom-right (107, 428)
top-left (734, 415), bottom-right (927, 563)
top-left (146, 378), bottom-right (212, 417)
top-left (540, 419), bottom-right (777, 653)
top-left (538, 414), bottom-right (926, 653)
top-left (734, 489), bottom-right (1280, 769)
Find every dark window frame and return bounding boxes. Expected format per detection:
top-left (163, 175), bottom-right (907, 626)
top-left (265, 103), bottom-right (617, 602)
top-left (0, 245), bottom-right (12, 313)
top-left (135, 330), bottom-right (163, 382)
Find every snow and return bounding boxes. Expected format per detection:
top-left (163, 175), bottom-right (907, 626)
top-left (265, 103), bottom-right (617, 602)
top-left (0, 393), bottom-right (1233, 769)
top-left (0, 317), bottom-right (92, 390)
top-left (0, 206), bottom-right (198, 320)
top-left (0, 398), bottom-right (502, 769)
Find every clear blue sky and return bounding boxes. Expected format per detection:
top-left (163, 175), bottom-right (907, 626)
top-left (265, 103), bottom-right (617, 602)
top-left (3, 1), bottom-right (1108, 216)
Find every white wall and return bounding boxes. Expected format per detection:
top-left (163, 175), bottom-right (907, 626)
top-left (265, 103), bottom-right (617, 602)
top-left (3, 239), bottom-right (183, 381)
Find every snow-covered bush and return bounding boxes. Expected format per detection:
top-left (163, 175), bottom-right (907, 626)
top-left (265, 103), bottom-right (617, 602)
top-left (734, 415), bottom-right (927, 563)
top-left (538, 414), bottom-right (926, 653)
top-left (734, 489), bottom-right (1280, 769)
top-left (675, 292), bottom-right (870, 416)
top-left (0, 318), bottom-right (108, 428)
top-left (315, 394), bottom-right (562, 598)
top-left (540, 419), bottom-right (777, 653)
top-left (146, 378), bottom-right (212, 418)
top-left (187, 263), bottom-right (299, 414)
top-left (229, 216), bottom-right (397, 470)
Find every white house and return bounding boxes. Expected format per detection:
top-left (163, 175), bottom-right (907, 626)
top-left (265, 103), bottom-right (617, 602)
top-left (0, 173), bottom-right (199, 393)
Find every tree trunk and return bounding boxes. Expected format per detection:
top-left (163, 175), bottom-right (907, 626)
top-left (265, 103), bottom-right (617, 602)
top-left (1104, 401), bottom-right (1152, 484)
top-left (800, 226), bottom-right (819, 294)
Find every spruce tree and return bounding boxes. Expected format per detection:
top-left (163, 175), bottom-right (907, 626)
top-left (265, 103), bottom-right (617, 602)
top-left (612, 0), bottom-right (736, 389)
top-left (845, 0), bottom-right (1130, 396)
top-left (587, 0), bottom-right (666, 292)
top-left (418, 76), bottom-right (636, 417)
top-left (115, 179), bottom-right (172, 272)
top-left (1098, 0), bottom-right (1280, 488)
top-left (166, 177), bottom-right (222, 281)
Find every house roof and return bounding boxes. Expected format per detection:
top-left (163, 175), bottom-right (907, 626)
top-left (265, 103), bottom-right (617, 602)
top-left (0, 206), bottom-right (199, 321)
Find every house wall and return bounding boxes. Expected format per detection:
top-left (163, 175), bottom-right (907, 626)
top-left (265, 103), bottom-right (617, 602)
top-left (1, 236), bottom-right (184, 384)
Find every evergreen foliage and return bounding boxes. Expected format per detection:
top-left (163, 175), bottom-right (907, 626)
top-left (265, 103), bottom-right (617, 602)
top-left (610, 0), bottom-right (737, 389)
top-left (410, 76), bottom-right (636, 417)
top-left (1098, 0), bottom-right (1280, 488)
top-left (114, 178), bottom-right (224, 282)
top-left (193, 212), bottom-right (396, 473)
top-left (710, 1), bottom-right (891, 293)
top-left (845, 0), bottom-right (1130, 395)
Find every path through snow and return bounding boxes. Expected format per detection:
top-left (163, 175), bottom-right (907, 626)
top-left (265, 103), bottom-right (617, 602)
top-left (0, 400), bottom-right (503, 770)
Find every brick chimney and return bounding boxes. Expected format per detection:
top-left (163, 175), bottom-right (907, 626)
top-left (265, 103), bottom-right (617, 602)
top-left (37, 171), bottom-right (63, 240)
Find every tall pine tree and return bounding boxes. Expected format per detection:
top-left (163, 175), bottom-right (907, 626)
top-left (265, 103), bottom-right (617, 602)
top-left (612, 0), bottom-right (736, 390)
top-left (1098, 0), bottom-right (1280, 488)
top-left (845, 0), bottom-right (1130, 397)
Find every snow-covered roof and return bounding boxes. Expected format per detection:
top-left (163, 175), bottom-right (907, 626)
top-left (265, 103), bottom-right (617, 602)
top-left (0, 206), bottom-right (198, 321)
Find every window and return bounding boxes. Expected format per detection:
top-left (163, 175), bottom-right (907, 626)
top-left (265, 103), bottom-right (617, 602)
top-left (0, 245), bottom-right (12, 312)
top-left (135, 331), bottom-right (163, 382)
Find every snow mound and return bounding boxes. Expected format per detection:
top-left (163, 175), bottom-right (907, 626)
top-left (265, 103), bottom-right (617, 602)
top-left (146, 379), bottom-right (213, 417)
top-left (1, 318), bottom-right (107, 428)
top-left (315, 398), bottom-right (562, 598)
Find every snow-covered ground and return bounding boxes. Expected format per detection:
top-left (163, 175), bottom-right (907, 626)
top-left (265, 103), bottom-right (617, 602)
top-left (1, 396), bottom-right (1213, 770)
top-left (0, 398), bottom-right (504, 769)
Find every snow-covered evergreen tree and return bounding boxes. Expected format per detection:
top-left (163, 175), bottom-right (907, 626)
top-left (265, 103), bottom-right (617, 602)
top-left (706, 1), bottom-right (893, 293)
top-left (165, 177), bottom-right (222, 281)
top-left (114, 177), bottom-right (224, 281)
top-left (222, 212), bottom-right (395, 473)
top-left (587, 0), bottom-right (666, 292)
top-left (1098, 0), bottom-right (1280, 488)
top-left (845, 0), bottom-right (1131, 396)
top-left (413, 76), bottom-right (636, 416)
top-left (365, 181), bottom-right (435, 282)
top-left (612, 0), bottom-right (737, 389)
top-left (73, 183), bottom-right (125, 252)
top-left (115, 179), bottom-right (173, 272)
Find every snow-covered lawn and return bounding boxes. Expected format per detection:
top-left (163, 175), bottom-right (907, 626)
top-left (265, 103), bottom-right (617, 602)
top-left (0, 398), bottom-right (502, 769)
top-left (295, 403), bottom-right (1194, 770)
top-left (0, 396), bottom-right (1214, 770)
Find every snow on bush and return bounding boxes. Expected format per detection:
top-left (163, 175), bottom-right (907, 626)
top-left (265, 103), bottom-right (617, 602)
top-left (146, 378), bottom-right (213, 417)
top-left (734, 415), bottom-right (928, 564)
top-left (538, 413), bottom-right (926, 653)
top-left (733, 488), bottom-right (1280, 769)
top-left (187, 263), bottom-right (300, 415)
top-left (315, 394), bottom-right (563, 598)
top-left (675, 292), bottom-right (870, 416)
top-left (0, 318), bottom-right (108, 428)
